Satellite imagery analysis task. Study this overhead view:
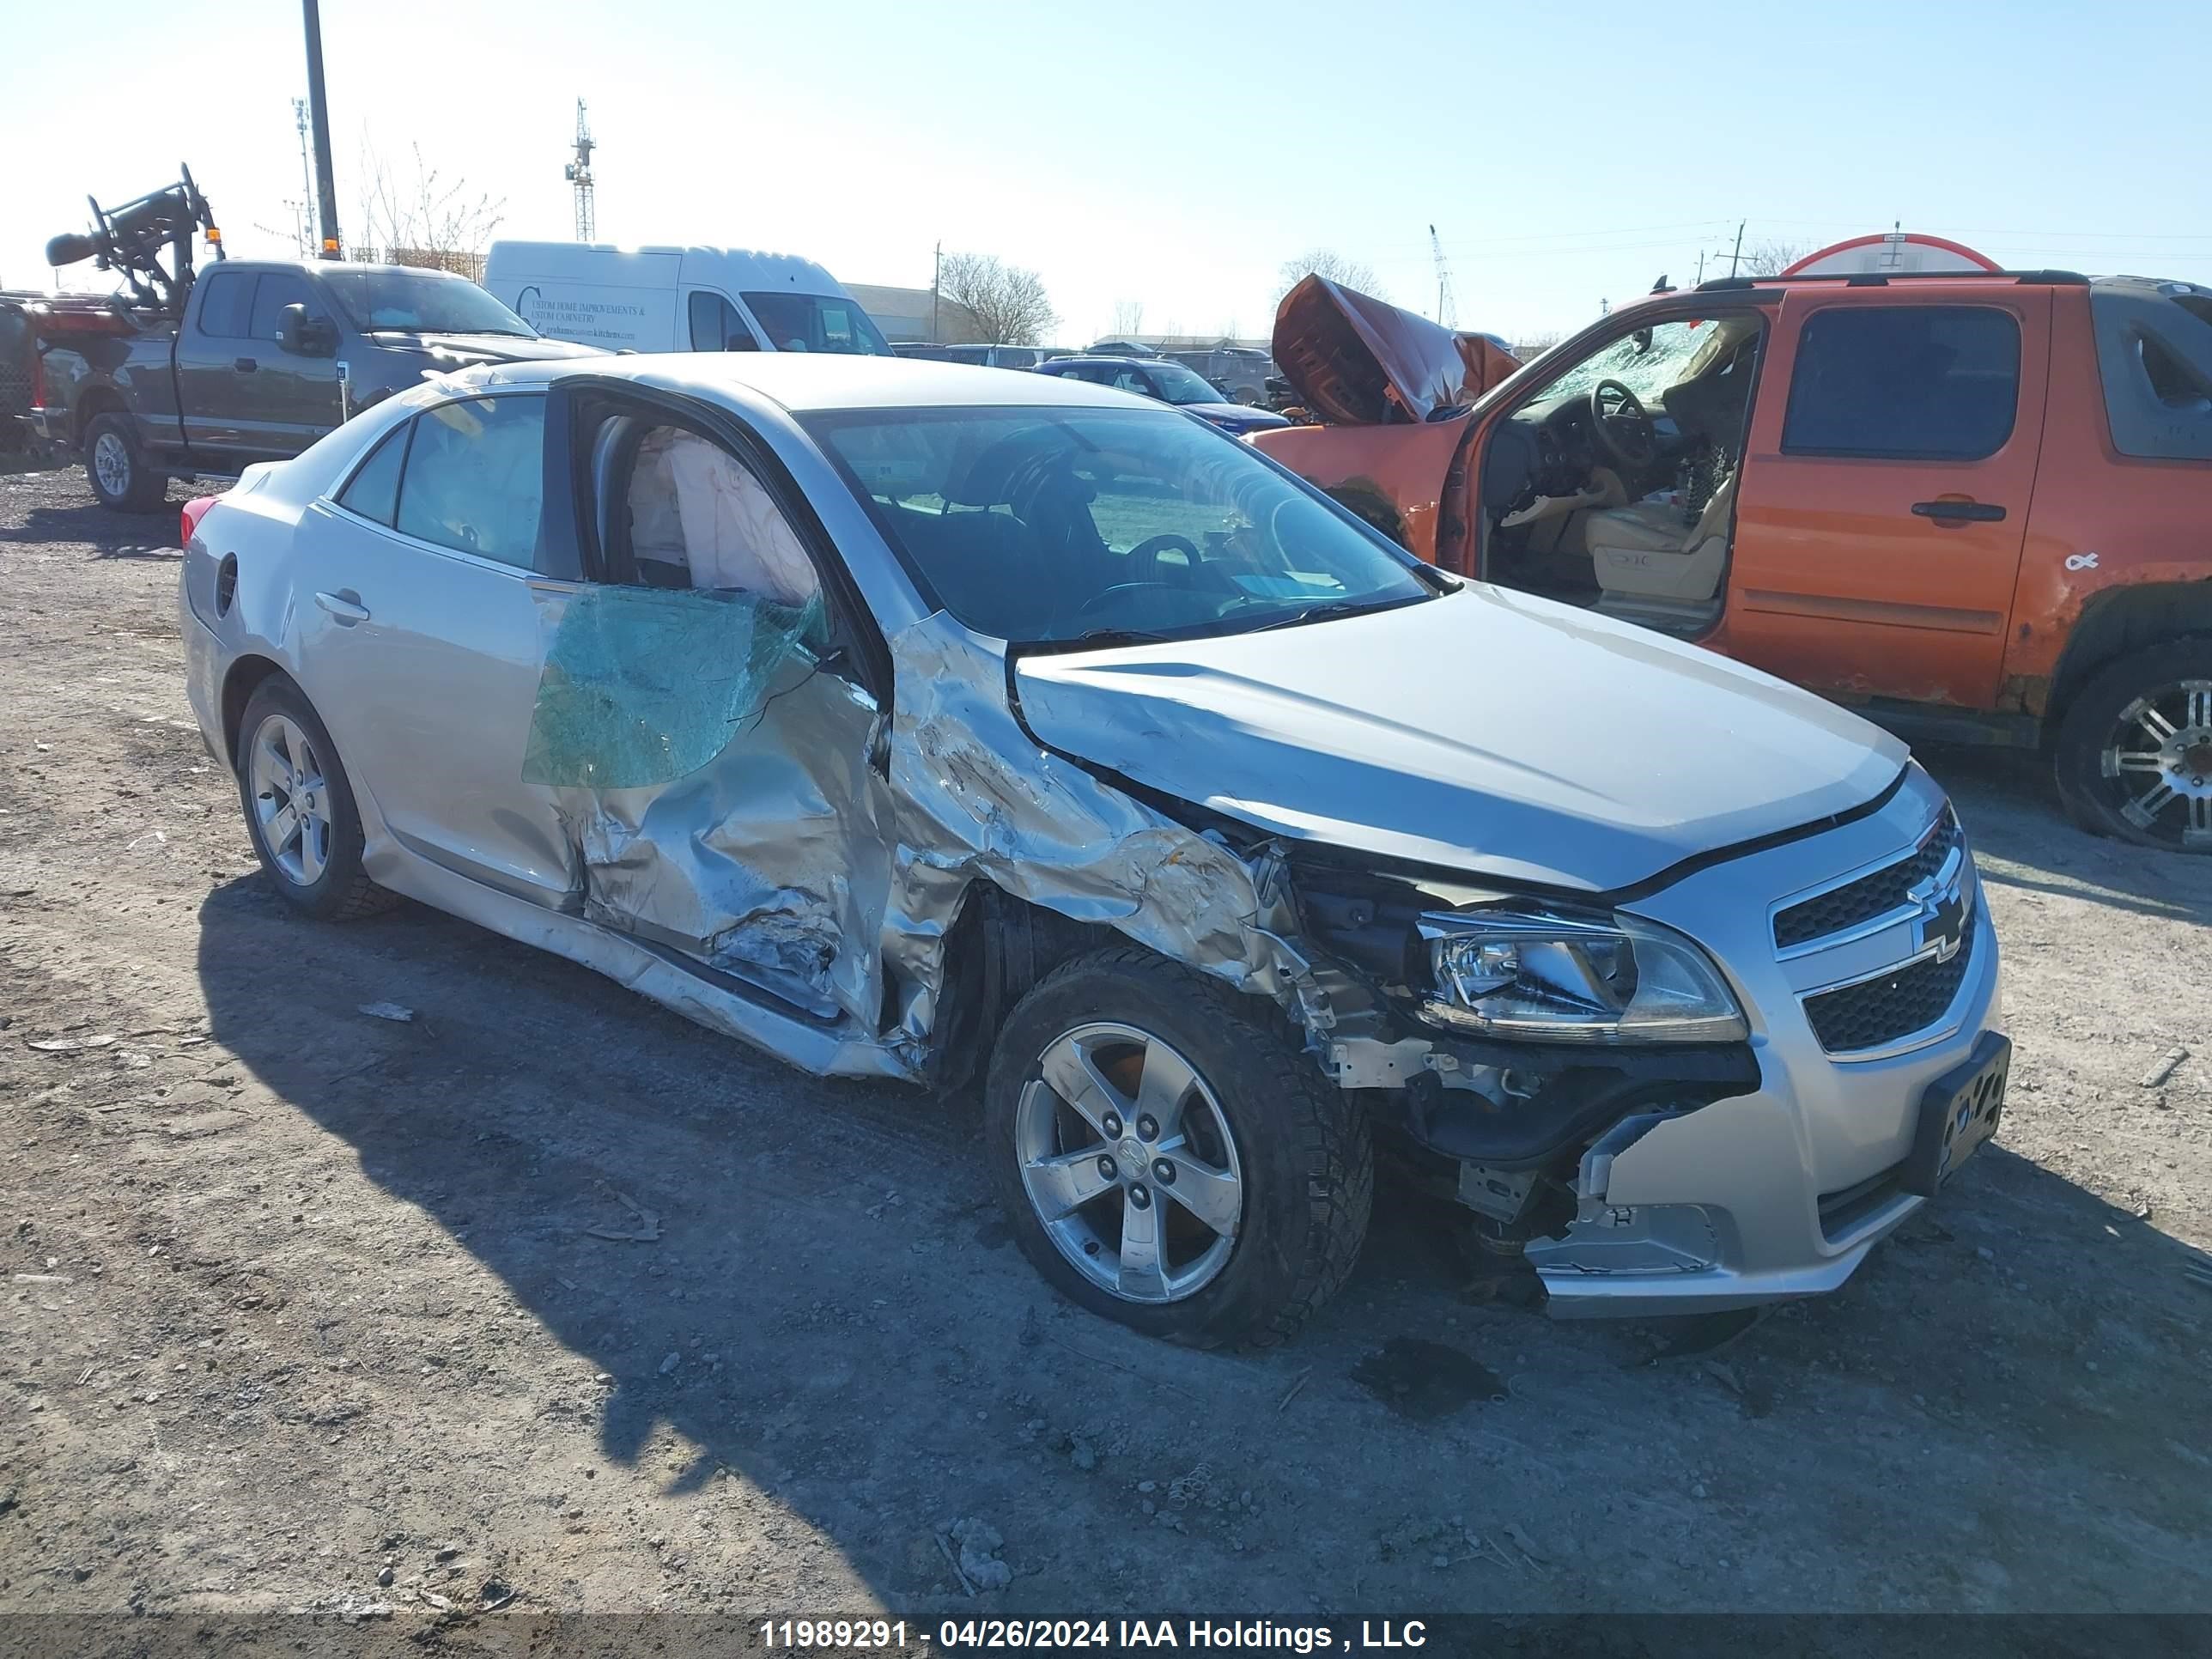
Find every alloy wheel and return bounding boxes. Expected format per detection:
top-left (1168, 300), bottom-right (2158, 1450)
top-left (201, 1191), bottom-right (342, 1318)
top-left (1014, 1021), bottom-right (1244, 1304)
top-left (250, 714), bottom-right (334, 886)
top-left (92, 431), bottom-right (131, 499)
top-left (2100, 680), bottom-right (2212, 849)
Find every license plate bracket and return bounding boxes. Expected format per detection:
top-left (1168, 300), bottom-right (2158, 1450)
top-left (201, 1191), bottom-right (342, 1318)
top-left (1903, 1031), bottom-right (2010, 1198)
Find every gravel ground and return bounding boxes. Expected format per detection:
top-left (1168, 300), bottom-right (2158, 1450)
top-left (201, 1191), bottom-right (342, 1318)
top-left (2, 466), bottom-right (2209, 1638)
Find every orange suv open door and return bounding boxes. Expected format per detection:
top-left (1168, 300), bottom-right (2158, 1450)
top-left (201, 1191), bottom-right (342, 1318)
top-left (1724, 286), bottom-right (2051, 708)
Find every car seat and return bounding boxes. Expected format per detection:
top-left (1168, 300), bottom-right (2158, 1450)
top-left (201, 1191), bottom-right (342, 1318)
top-left (1581, 470), bottom-right (1738, 604)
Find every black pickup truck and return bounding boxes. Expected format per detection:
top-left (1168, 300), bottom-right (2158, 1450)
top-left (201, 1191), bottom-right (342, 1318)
top-left (27, 169), bottom-right (599, 511)
top-left (37, 258), bottom-right (601, 511)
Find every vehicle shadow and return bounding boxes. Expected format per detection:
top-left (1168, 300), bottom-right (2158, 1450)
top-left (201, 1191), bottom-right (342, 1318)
top-left (191, 872), bottom-right (2212, 1614)
top-left (0, 498), bottom-right (180, 559)
top-left (1915, 741), bottom-right (2212, 925)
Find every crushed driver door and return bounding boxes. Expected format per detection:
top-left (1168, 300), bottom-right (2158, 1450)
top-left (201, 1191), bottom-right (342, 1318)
top-left (520, 381), bottom-right (898, 1030)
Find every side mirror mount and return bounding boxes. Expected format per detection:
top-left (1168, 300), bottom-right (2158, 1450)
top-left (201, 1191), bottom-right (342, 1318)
top-left (279, 303), bottom-right (339, 357)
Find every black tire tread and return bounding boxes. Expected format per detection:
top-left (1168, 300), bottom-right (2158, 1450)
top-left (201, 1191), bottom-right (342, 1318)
top-left (2051, 634), bottom-right (2212, 849)
top-left (989, 944), bottom-right (1371, 1348)
top-left (83, 412), bottom-right (169, 514)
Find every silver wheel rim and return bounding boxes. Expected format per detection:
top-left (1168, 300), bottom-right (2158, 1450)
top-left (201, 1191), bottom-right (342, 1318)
top-left (1016, 1021), bottom-right (1243, 1304)
top-left (2100, 680), bottom-right (2212, 849)
top-left (92, 431), bottom-right (131, 498)
top-left (249, 714), bottom-right (333, 886)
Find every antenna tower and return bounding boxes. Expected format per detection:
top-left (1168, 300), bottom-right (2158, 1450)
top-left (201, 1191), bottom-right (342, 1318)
top-left (1429, 224), bottom-right (1457, 328)
top-left (565, 99), bottom-right (597, 242)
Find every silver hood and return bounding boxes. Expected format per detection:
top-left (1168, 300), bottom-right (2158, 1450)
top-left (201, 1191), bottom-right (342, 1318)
top-left (1012, 586), bottom-right (1910, 894)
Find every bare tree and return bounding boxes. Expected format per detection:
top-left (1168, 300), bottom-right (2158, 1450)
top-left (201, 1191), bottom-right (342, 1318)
top-left (1273, 249), bottom-right (1388, 305)
top-left (936, 252), bottom-right (1057, 345)
top-left (352, 139), bottom-right (505, 281)
top-left (1735, 239), bottom-right (1814, 279)
top-left (1110, 299), bottom-right (1146, 338)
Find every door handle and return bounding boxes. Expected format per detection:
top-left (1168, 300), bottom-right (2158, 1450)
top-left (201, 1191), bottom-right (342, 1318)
top-left (234, 357), bottom-right (258, 373)
top-left (313, 589), bottom-right (371, 624)
top-left (1911, 500), bottom-right (2007, 524)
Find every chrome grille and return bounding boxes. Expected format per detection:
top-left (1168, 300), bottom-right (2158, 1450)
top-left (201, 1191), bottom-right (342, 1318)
top-left (1774, 809), bottom-right (1963, 951)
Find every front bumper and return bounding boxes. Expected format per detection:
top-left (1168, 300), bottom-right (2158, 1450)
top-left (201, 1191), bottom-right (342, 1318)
top-left (1522, 766), bottom-right (2004, 1318)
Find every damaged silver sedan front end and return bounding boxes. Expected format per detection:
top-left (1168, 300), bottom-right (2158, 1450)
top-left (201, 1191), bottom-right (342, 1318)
top-left (178, 353), bottom-right (2005, 1346)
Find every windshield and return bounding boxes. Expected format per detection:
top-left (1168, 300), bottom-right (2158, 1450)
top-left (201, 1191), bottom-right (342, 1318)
top-left (741, 291), bottom-right (893, 356)
top-left (1521, 318), bottom-right (1719, 407)
top-left (805, 406), bottom-right (1435, 645)
top-left (323, 270), bottom-right (537, 337)
top-left (1146, 362), bottom-right (1224, 404)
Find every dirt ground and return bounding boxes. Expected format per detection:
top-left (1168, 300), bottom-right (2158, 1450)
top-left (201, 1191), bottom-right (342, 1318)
top-left (3, 465), bottom-right (2209, 1638)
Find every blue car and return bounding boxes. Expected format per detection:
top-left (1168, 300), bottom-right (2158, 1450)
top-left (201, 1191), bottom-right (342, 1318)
top-left (1034, 356), bottom-right (1291, 436)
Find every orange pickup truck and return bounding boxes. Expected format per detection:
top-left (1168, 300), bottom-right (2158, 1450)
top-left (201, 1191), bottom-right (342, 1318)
top-left (1255, 271), bottom-right (2212, 853)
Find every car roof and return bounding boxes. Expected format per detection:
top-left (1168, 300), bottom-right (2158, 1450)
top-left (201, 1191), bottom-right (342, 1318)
top-left (1040, 356), bottom-right (1154, 369)
top-left (214, 259), bottom-right (472, 280)
top-left (472, 349), bottom-right (1158, 414)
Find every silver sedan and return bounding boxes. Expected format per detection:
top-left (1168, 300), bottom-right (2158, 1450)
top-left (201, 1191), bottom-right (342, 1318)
top-left (179, 354), bottom-right (2004, 1346)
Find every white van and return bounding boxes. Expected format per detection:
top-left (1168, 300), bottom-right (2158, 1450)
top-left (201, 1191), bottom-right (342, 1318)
top-left (483, 243), bottom-right (894, 356)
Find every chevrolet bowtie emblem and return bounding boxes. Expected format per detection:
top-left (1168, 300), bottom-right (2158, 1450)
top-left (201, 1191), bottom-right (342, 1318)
top-left (1908, 859), bottom-right (1971, 963)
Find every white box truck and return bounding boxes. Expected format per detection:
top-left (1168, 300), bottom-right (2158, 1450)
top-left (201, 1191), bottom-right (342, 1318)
top-left (483, 244), bottom-right (893, 356)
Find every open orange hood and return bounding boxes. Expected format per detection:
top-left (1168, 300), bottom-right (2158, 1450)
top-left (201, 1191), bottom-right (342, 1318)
top-left (1271, 275), bottom-right (1521, 425)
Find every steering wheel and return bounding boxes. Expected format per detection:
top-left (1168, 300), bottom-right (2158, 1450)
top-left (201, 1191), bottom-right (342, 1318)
top-left (1075, 582), bottom-right (1168, 619)
top-left (1125, 532), bottom-right (1202, 586)
top-left (1588, 379), bottom-right (1657, 468)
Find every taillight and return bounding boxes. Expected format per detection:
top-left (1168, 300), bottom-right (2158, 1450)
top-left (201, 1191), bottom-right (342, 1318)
top-left (179, 495), bottom-right (218, 548)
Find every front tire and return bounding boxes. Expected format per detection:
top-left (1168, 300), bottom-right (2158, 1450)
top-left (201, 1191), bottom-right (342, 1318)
top-left (83, 413), bottom-right (168, 514)
top-left (236, 679), bottom-right (398, 920)
top-left (985, 946), bottom-right (1371, 1348)
top-left (2052, 638), bottom-right (2212, 853)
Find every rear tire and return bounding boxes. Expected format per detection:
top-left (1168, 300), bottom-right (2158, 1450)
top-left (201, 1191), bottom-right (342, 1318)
top-left (984, 946), bottom-right (1371, 1348)
top-left (2051, 637), bottom-right (2212, 853)
top-left (83, 413), bottom-right (168, 514)
top-left (236, 679), bottom-right (399, 920)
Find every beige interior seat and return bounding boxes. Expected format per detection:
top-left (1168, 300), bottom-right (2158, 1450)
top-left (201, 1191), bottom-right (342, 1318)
top-left (1582, 471), bottom-right (1737, 603)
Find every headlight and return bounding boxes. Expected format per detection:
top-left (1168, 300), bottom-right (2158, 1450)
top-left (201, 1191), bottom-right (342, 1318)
top-left (1416, 907), bottom-right (1747, 1044)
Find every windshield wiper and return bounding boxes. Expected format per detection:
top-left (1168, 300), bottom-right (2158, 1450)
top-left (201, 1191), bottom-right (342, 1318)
top-left (1018, 626), bottom-right (1182, 654)
top-left (1243, 601), bottom-right (1371, 633)
top-left (1061, 627), bottom-right (1178, 649)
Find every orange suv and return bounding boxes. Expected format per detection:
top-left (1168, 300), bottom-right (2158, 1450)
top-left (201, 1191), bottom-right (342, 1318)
top-left (1255, 271), bottom-right (2212, 853)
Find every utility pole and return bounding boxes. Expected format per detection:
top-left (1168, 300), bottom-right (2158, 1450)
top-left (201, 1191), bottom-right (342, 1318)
top-left (292, 100), bottom-right (316, 258)
top-left (931, 241), bottom-right (941, 343)
top-left (301, 0), bottom-right (342, 258)
top-left (1728, 219), bottom-right (1745, 278)
top-left (1695, 249), bottom-right (1705, 285)
top-left (1428, 224), bottom-right (1457, 329)
top-left (565, 100), bottom-right (597, 242)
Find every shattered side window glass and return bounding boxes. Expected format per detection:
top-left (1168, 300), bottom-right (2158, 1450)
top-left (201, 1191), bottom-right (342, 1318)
top-left (522, 585), bottom-right (825, 789)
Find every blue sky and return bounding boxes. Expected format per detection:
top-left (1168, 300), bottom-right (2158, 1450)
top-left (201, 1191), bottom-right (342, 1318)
top-left (7, 0), bottom-right (2207, 341)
